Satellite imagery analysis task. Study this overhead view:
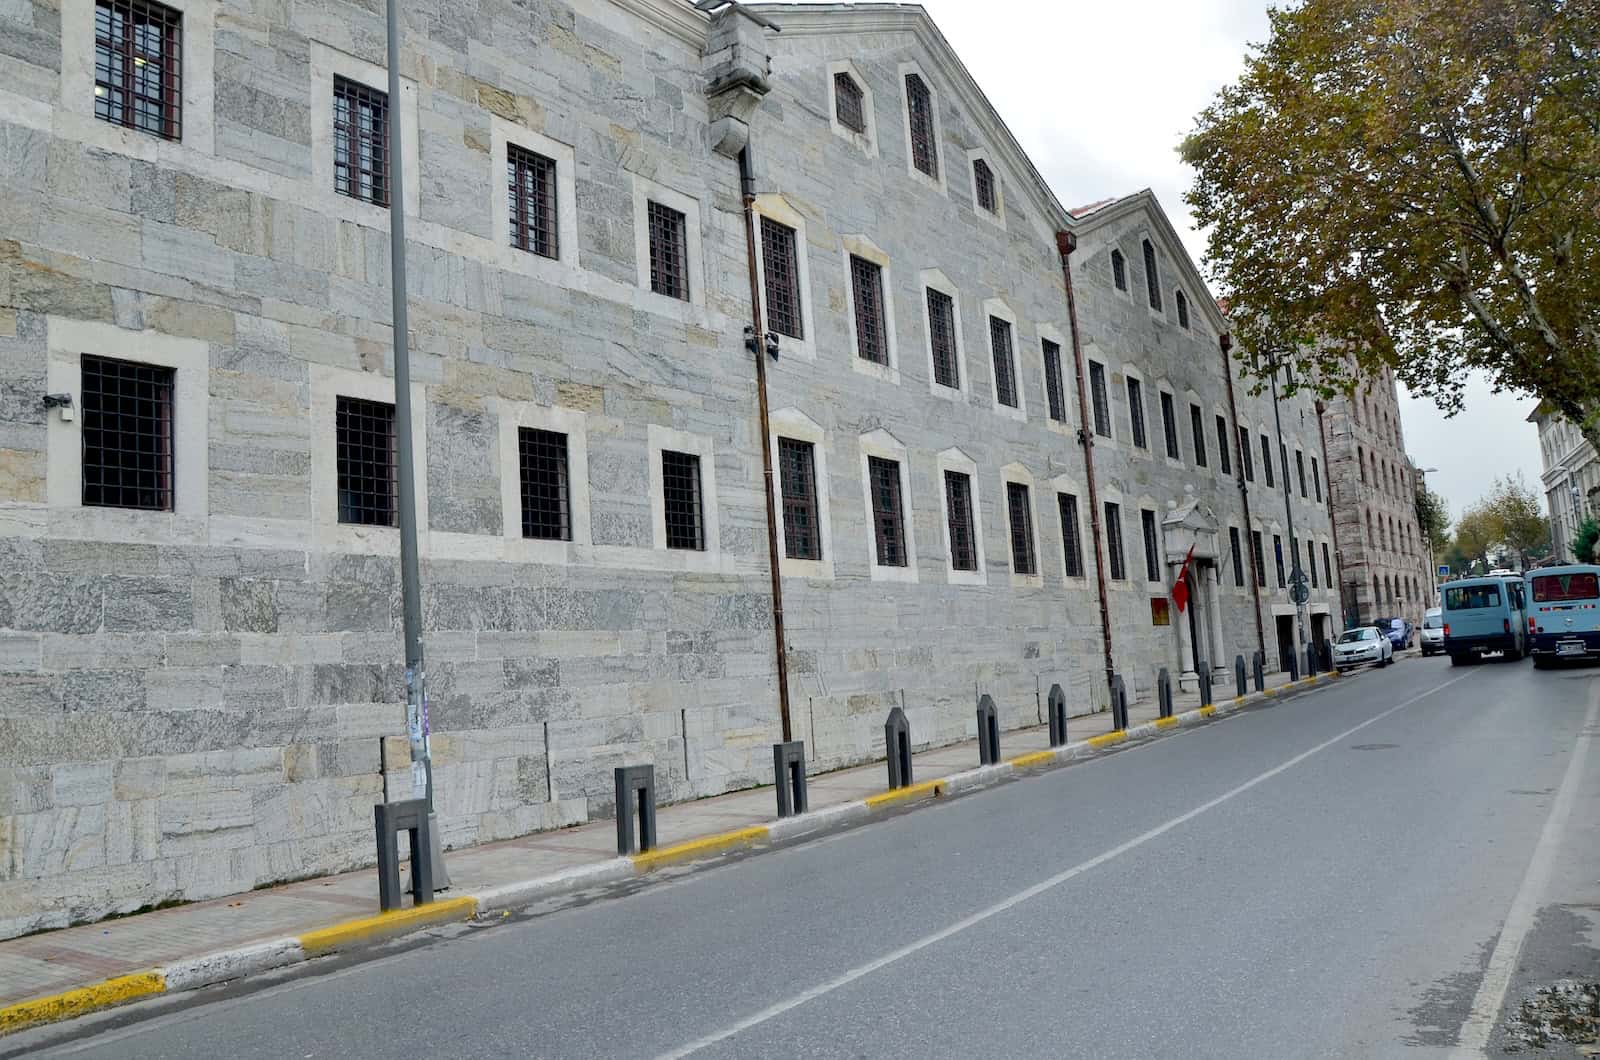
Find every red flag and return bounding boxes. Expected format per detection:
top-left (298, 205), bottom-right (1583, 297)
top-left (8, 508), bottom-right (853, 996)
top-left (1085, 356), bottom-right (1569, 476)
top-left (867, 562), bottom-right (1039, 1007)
top-left (1172, 544), bottom-right (1196, 612)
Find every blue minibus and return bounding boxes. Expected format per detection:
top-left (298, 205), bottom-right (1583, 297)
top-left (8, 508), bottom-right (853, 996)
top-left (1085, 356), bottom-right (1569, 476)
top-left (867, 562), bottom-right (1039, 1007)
top-left (1526, 564), bottom-right (1600, 668)
top-left (1441, 575), bottom-right (1527, 665)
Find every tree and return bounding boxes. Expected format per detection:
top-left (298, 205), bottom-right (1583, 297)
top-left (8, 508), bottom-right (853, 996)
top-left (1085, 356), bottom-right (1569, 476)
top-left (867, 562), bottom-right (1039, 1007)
top-left (1414, 481), bottom-right (1450, 558)
top-left (1484, 473), bottom-right (1551, 568)
top-left (1574, 517), bottom-right (1600, 562)
top-left (1453, 504), bottom-right (1498, 573)
top-left (1183, 0), bottom-right (1600, 443)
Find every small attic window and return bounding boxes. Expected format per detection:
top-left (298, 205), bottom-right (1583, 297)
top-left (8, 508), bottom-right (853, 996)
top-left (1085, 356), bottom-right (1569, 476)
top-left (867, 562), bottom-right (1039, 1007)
top-left (834, 71), bottom-right (865, 134)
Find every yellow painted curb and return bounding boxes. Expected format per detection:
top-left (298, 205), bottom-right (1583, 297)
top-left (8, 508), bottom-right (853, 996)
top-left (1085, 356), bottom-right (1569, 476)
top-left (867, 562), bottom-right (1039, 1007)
top-left (0, 971), bottom-right (165, 1035)
top-left (1198, 705), bottom-right (1217, 717)
top-left (1087, 730), bottom-right (1126, 749)
top-left (1007, 749), bottom-right (1057, 769)
top-left (631, 825), bottom-right (769, 872)
top-left (1154, 716), bottom-right (1180, 729)
top-left (864, 778), bottom-right (947, 809)
top-left (1263, 687), bottom-right (1278, 696)
top-left (298, 895), bottom-right (478, 956)
top-left (1233, 695), bottom-right (1246, 705)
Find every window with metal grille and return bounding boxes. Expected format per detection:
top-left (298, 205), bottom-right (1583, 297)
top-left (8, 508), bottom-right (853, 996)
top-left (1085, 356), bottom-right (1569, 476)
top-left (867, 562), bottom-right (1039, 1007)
top-left (1260, 433), bottom-right (1275, 487)
top-left (1105, 502), bottom-right (1126, 581)
top-left (1190, 404), bottom-right (1208, 468)
top-left (647, 200), bottom-right (689, 301)
top-left (333, 76), bottom-right (389, 206)
top-left (945, 470), bottom-right (977, 572)
top-left (1312, 457), bottom-right (1322, 502)
top-left (1127, 377), bottom-right (1147, 448)
top-left (1142, 239), bottom-right (1162, 311)
top-left (1239, 424), bottom-right (1254, 481)
top-left (1251, 530), bottom-right (1267, 587)
top-left (94, 0), bottom-right (181, 140)
top-left (1110, 249), bottom-right (1127, 292)
top-left (336, 395), bottom-right (397, 526)
top-left (517, 427), bottom-right (570, 540)
top-left (850, 255), bottom-right (888, 365)
top-left (1141, 509), bottom-right (1160, 582)
top-left (905, 73), bottom-right (937, 178)
top-left (661, 449), bottom-right (704, 550)
top-left (1006, 482), bottom-right (1036, 576)
top-left (1089, 361), bottom-right (1111, 438)
top-left (834, 71), bottom-right (866, 133)
top-left (1176, 289), bottom-right (1189, 329)
top-left (1280, 443), bottom-right (1290, 491)
top-left (926, 287), bottom-right (959, 389)
top-left (778, 438), bottom-right (820, 561)
top-left (1273, 534), bottom-right (1286, 587)
top-left (1041, 339), bottom-right (1065, 423)
top-left (1358, 446), bottom-right (1367, 483)
top-left (973, 158), bottom-right (996, 213)
top-left (1216, 415), bottom-right (1232, 475)
top-left (760, 216), bottom-right (803, 339)
top-left (1308, 540), bottom-right (1319, 587)
top-left (1059, 492), bottom-right (1084, 578)
top-left (868, 456), bottom-right (906, 567)
top-left (989, 316), bottom-right (1017, 408)
top-left (1230, 527), bottom-right (1245, 587)
top-left (1296, 450), bottom-right (1307, 497)
top-left (81, 354), bottom-right (174, 511)
top-left (508, 143), bottom-right (558, 259)
top-left (1160, 391), bottom-right (1179, 460)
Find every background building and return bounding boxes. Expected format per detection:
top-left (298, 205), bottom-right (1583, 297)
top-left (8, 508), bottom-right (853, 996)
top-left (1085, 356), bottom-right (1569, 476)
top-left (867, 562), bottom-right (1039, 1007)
top-left (1530, 404), bottom-right (1598, 562)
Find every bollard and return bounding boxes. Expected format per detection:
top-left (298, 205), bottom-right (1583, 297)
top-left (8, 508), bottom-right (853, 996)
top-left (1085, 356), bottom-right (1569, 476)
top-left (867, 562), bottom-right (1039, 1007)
top-left (1157, 668), bottom-right (1173, 719)
top-left (1234, 654), bottom-right (1247, 694)
top-left (1304, 643), bottom-right (1318, 678)
top-left (1287, 647), bottom-right (1300, 682)
top-left (374, 798), bottom-right (434, 912)
top-left (1252, 651), bottom-right (1265, 692)
top-left (976, 694), bottom-right (1000, 765)
top-left (884, 706), bottom-right (912, 789)
top-left (1112, 674), bottom-right (1129, 731)
top-left (1197, 659), bottom-right (1212, 707)
top-left (1047, 684), bottom-right (1068, 747)
top-left (772, 741), bottom-right (808, 818)
top-left (614, 764), bottom-right (657, 856)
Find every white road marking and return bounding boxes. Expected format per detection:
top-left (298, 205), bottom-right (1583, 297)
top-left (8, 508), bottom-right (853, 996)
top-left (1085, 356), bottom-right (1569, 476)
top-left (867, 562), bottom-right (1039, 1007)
top-left (1451, 685), bottom-right (1600, 1057)
top-left (659, 672), bottom-right (1473, 1059)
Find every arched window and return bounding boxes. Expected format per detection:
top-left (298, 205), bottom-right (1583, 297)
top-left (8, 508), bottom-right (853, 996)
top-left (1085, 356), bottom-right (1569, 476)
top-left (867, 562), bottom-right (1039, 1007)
top-left (1358, 447), bottom-right (1366, 483)
top-left (972, 158), bottom-right (996, 213)
top-left (1110, 249), bottom-right (1126, 291)
top-left (833, 71), bottom-right (866, 134)
top-left (904, 73), bottom-right (937, 178)
top-left (1142, 239), bottom-right (1162, 311)
top-left (1176, 289), bottom-right (1190, 329)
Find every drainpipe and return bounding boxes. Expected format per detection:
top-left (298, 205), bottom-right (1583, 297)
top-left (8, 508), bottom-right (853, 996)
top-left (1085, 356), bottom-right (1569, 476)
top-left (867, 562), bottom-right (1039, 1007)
top-left (1219, 333), bottom-right (1267, 664)
top-left (1056, 231), bottom-right (1116, 704)
top-left (1316, 400), bottom-right (1349, 631)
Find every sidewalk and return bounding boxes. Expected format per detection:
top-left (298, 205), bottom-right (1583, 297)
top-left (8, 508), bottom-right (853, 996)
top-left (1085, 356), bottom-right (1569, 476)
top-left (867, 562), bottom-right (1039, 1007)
top-left (0, 666), bottom-right (1320, 1032)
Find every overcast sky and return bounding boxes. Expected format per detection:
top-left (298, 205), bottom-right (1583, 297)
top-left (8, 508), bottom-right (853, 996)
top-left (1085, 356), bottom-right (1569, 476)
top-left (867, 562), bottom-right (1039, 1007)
top-left (786, 0), bottom-right (1546, 523)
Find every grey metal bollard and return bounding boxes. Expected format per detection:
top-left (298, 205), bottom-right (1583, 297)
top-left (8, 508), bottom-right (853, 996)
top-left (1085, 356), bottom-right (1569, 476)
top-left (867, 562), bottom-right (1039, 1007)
top-left (1252, 651), bottom-right (1265, 692)
top-left (1197, 659), bottom-right (1212, 707)
top-left (885, 707), bottom-right (912, 789)
top-left (976, 694), bottom-right (1000, 765)
top-left (1157, 668), bottom-right (1173, 718)
top-left (1047, 684), bottom-right (1068, 747)
top-left (1304, 643), bottom-right (1318, 678)
top-left (1112, 674), bottom-right (1129, 731)
top-left (1235, 654), bottom-right (1247, 694)
top-left (1287, 647), bottom-right (1300, 682)
top-left (374, 798), bottom-right (434, 912)
top-left (614, 764), bottom-right (656, 856)
top-left (772, 741), bottom-right (807, 818)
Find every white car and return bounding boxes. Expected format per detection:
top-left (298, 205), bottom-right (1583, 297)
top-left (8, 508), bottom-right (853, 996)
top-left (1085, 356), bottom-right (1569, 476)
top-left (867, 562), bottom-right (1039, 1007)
top-left (1420, 607), bottom-right (1445, 656)
top-left (1334, 626), bottom-right (1395, 671)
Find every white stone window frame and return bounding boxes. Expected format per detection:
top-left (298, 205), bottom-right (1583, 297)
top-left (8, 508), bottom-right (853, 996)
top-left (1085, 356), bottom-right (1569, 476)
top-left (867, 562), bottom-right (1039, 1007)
top-left (1108, 244), bottom-right (1134, 302)
top-left (490, 117), bottom-right (581, 274)
top-left (841, 234), bottom-right (899, 385)
top-left (826, 59), bottom-right (878, 157)
top-left (1036, 322), bottom-right (1071, 438)
top-left (630, 172), bottom-right (707, 312)
top-left (1140, 230), bottom-right (1167, 323)
top-left (983, 298), bottom-right (1026, 423)
top-left (1248, 519), bottom-right (1268, 593)
top-left (59, 0), bottom-right (216, 157)
top-left (1101, 486), bottom-right (1132, 590)
top-left (1051, 473), bottom-right (1090, 584)
top-left (751, 193), bottom-right (817, 363)
top-left (1137, 496), bottom-right (1165, 589)
top-left (497, 401), bottom-right (591, 566)
top-left (1226, 524), bottom-right (1250, 595)
top-left (1000, 463), bottom-right (1042, 589)
top-left (1114, 359), bottom-right (1150, 457)
top-left (647, 423), bottom-right (721, 571)
top-left (1175, 287), bottom-right (1192, 331)
top-left (1156, 382), bottom-right (1185, 469)
top-left (1294, 444), bottom-right (1308, 501)
top-left (44, 317), bottom-right (210, 546)
top-left (965, 147), bottom-right (1006, 230)
top-left (309, 41), bottom-right (421, 226)
top-left (770, 407), bottom-right (834, 581)
top-left (310, 363), bottom-right (428, 557)
top-left (859, 428), bottom-right (918, 584)
top-left (1213, 402), bottom-right (1234, 480)
top-left (1235, 413), bottom-right (1255, 482)
top-left (936, 447), bottom-right (987, 586)
top-left (897, 60), bottom-right (947, 196)
top-left (920, 268), bottom-right (969, 403)
top-left (1183, 387), bottom-right (1208, 471)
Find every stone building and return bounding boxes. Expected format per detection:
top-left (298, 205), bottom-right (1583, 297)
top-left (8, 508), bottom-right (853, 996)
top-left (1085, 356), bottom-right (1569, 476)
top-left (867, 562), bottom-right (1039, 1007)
top-left (0, 0), bottom-right (1338, 935)
top-left (1530, 404), bottom-right (1597, 562)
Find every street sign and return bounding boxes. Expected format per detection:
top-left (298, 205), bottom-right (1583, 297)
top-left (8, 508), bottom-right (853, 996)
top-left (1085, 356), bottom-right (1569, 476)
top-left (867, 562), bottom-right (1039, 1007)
top-left (1438, 564), bottom-right (1449, 577)
top-left (1290, 582), bottom-right (1310, 604)
top-left (1289, 567), bottom-right (1308, 589)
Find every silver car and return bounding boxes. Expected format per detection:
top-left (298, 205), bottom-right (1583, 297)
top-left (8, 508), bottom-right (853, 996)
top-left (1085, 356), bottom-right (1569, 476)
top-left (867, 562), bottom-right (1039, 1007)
top-left (1420, 607), bottom-right (1445, 656)
top-left (1334, 626), bottom-right (1395, 671)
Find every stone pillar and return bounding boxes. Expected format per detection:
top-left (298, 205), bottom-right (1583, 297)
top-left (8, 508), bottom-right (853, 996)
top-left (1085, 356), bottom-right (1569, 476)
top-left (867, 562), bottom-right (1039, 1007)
top-left (1177, 568), bottom-right (1199, 692)
top-left (1207, 563), bottom-right (1228, 682)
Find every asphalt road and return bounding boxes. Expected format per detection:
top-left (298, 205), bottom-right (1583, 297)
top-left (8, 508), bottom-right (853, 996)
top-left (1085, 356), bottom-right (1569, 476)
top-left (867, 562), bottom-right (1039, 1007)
top-left (27, 654), bottom-right (1600, 1059)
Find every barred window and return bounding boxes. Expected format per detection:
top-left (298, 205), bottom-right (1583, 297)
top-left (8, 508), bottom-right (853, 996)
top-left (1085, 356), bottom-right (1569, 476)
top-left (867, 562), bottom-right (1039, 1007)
top-left (1058, 493), bottom-right (1084, 578)
top-left (1296, 450), bottom-right (1308, 498)
top-left (1142, 239), bottom-right (1162, 311)
top-left (778, 438), bottom-right (820, 561)
top-left (1190, 404), bottom-right (1208, 468)
top-left (1322, 542), bottom-right (1332, 587)
top-left (1141, 508), bottom-right (1160, 582)
top-left (660, 449), bottom-right (704, 550)
top-left (1160, 391), bottom-right (1180, 460)
top-left (333, 76), bottom-right (389, 206)
top-left (1230, 527), bottom-right (1245, 587)
top-left (1260, 433), bottom-right (1275, 487)
top-left (945, 470), bottom-right (977, 572)
top-left (1110, 249), bottom-right (1127, 292)
top-left (1216, 415), bottom-right (1232, 475)
top-left (81, 354), bottom-right (174, 511)
top-left (905, 73), bottom-right (937, 178)
top-left (1105, 502), bottom-right (1126, 581)
top-left (973, 158), bottom-right (996, 213)
top-left (95, 0), bottom-right (182, 140)
top-left (1042, 339), bottom-right (1066, 423)
top-left (1251, 530), bottom-right (1267, 587)
top-left (1273, 534), bottom-right (1286, 587)
top-left (647, 200), bottom-right (689, 301)
top-left (1239, 425), bottom-right (1254, 481)
top-left (1127, 377), bottom-right (1147, 449)
top-left (518, 427), bottom-right (570, 541)
top-left (850, 255), bottom-right (888, 365)
top-left (834, 71), bottom-right (866, 133)
top-left (989, 316), bottom-right (1017, 408)
top-left (1312, 456), bottom-right (1323, 502)
top-left (868, 456), bottom-right (906, 567)
top-left (1176, 289), bottom-right (1190, 329)
top-left (760, 216), bottom-right (803, 339)
top-left (1308, 540), bottom-right (1319, 587)
top-left (1282, 443), bottom-right (1290, 492)
top-left (1006, 482), bottom-right (1036, 576)
top-left (336, 395), bottom-right (396, 527)
top-left (926, 288), bottom-right (959, 389)
top-left (1089, 361), bottom-right (1111, 438)
top-left (508, 144), bottom-right (558, 259)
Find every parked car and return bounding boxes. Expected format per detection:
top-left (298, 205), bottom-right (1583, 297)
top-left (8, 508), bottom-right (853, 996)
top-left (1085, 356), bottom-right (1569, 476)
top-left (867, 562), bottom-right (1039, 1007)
top-left (1374, 616), bottom-right (1413, 650)
top-left (1526, 564), bottom-right (1600, 669)
top-left (1441, 575), bottom-right (1528, 665)
top-left (1420, 608), bottom-right (1445, 656)
top-left (1334, 626), bottom-right (1394, 671)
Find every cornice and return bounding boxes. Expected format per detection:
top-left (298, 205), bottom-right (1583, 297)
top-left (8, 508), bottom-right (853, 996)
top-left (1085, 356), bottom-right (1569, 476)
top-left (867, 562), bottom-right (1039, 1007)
top-left (610, 0), bottom-right (709, 48)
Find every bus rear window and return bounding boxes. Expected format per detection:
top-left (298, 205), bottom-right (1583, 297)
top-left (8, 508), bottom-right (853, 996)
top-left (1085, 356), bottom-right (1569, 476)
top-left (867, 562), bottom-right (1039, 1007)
top-left (1532, 573), bottom-right (1600, 603)
top-left (1445, 585), bottom-right (1501, 610)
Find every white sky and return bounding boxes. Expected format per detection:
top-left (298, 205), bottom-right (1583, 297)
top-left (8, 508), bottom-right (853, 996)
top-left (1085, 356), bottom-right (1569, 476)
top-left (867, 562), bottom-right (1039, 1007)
top-left (781, 0), bottom-right (1546, 525)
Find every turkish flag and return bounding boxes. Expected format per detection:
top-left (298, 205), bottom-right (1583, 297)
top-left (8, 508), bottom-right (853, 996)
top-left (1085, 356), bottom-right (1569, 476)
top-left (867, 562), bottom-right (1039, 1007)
top-left (1172, 544), bottom-right (1196, 612)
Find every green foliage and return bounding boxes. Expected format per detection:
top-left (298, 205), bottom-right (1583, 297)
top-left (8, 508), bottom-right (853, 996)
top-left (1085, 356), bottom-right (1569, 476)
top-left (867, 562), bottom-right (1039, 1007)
top-left (1449, 474), bottom-right (1552, 569)
top-left (1573, 517), bottom-right (1600, 563)
top-left (1413, 481), bottom-right (1450, 554)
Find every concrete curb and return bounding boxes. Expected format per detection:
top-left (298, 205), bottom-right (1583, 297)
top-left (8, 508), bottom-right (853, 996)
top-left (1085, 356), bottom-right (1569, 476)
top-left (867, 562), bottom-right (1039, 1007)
top-left (0, 670), bottom-right (1345, 1038)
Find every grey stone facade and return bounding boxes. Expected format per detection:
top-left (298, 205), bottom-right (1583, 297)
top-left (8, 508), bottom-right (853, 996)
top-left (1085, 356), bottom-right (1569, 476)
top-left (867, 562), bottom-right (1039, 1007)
top-left (0, 0), bottom-right (1337, 936)
top-left (1531, 405), bottom-right (1597, 562)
